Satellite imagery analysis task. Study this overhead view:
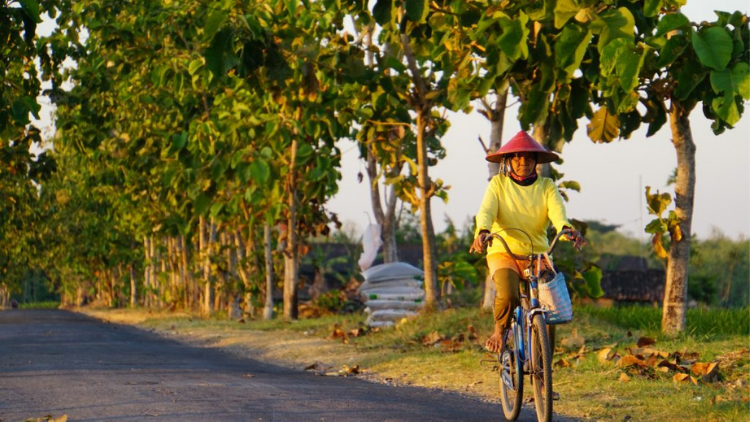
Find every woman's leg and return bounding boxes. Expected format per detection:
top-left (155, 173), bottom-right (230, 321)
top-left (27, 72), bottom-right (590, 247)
top-left (486, 269), bottom-right (520, 352)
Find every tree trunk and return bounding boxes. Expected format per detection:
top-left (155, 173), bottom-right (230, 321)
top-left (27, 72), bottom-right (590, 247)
top-left (366, 146), bottom-right (400, 263)
top-left (662, 103), bottom-right (696, 335)
top-left (200, 216), bottom-right (215, 316)
top-left (234, 229), bottom-right (254, 316)
top-left (263, 223), bottom-right (275, 320)
top-left (143, 236), bottom-right (150, 308)
top-left (486, 82), bottom-right (509, 178)
top-left (481, 83), bottom-right (509, 311)
top-left (416, 110), bottom-right (440, 310)
top-left (284, 138), bottom-right (299, 320)
top-left (129, 262), bottom-right (137, 308)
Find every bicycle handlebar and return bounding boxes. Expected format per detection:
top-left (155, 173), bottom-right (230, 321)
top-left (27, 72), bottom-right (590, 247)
top-left (482, 228), bottom-right (573, 260)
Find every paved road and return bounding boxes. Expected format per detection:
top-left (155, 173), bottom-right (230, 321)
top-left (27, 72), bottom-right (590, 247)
top-left (0, 310), bottom-right (556, 421)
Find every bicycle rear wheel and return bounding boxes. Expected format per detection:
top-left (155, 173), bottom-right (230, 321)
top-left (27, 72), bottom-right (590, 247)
top-left (530, 313), bottom-right (553, 422)
top-left (499, 322), bottom-right (523, 421)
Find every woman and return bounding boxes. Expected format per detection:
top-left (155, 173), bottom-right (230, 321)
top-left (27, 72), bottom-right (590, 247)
top-left (468, 130), bottom-right (584, 353)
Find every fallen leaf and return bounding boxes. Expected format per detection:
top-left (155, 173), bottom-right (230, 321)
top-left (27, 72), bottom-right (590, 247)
top-left (627, 329), bottom-right (633, 337)
top-left (338, 365), bottom-right (361, 376)
top-left (327, 325), bottom-right (348, 341)
top-left (637, 336), bottom-right (656, 347)
top-left (439, 339), bottom-right (461, 353)
top-left (597, 348), bottom-right (615, 363)
top-left (422, 331), bottom-right (444, 346)
top-left (242, 373), bottom-right (256, 378)
top-left (619, 355), bottom-right (647, 368)
top-left (467, 325), bottom-right (478, 341)
top-left (690, 376), bottom-right (698, 386)
top-left (657, 360), bottom-right (684, 372)
top-left (349, 327), bottom-right (367, 337)
top-left (673, 373), bottom-right (690, 383)
top-left (657, 366), bottom-right (670, 373)
top-left (618, 372), bottom-right (631, 382)
top-left (554, 358), bottom-right (571, 368)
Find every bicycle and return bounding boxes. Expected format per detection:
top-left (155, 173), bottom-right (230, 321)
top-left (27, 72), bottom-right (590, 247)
top-left (482, 228), bottom-right (575, 422)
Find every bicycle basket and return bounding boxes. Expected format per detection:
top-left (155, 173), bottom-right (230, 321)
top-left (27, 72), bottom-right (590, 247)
top-left (538, 272), bottom-right (573, 325)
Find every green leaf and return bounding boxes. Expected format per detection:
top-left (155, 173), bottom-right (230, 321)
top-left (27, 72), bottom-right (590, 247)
top-left (405, 0), bottom-right (429, 23)
top-left (643, 96), bottom-right (667, 137)
top-left (691, 27), bottom-right (733, 71)
top-left (559, 181), bottom-right (581, 192)
top-left (644, 0), bottom-right (663, 17)
top-left (655, 12), bottom-right (689, 36)
top-left (655, 35), bottom-right (688, 68)
top-left (582, 266), bottom-right (604, 298)
top-left (554, 0), bottom-right (580, 29)
top-left (372, 0), bottom-right (393, 26)
top-left (249, 159), bottom-right (270, 184)
top-left (586, 107), bottom-right (620, 143)
top-left (674, 60), bottom-right (708, 101)
top-left (645, 218), bottom-right (666, 234)
top-left (555, 25), bottom-right (592, 79)
top-left (711, 62), bottom-right (750, 99)
top-left (194, 193), bottom-right (211, 215)
top-left (204, 8), bottom-right (229, 42)
top-left (614, 45), bottom-right (645, 92)
top-left (18, 0), bottom-right (42, 23)
top-left (497, 12), bottom-right (530, 61)
top-left (383, 56), bottom-right (406, 73)
top-left (188, 59), bottom-right (204, 75)
top-left (296, 143), bottom-right (314, 165)
top-left (209, 202), bottom-right (224, 218)
top-left (646, 186), bottom-right (672, 216)
top-left (170, 132), bottom-right (187, 153)
top-left (591, 7), bottom-right (636, 52)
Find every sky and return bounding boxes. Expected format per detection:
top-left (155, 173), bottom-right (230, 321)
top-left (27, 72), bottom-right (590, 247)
top-left (31, 1), bottom-right (749, 241)
top-left (328, 1), bottom-right (750, 241)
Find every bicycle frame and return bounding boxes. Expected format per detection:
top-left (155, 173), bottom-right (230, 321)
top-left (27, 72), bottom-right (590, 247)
top-left (487, 228), bottom-right (571, 367)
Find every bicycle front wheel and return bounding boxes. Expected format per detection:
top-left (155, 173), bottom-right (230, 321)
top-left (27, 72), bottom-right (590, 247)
top-left (499, 323), bottom-right (523, 421)
top-left (531, 313), bottom-right (553, 422)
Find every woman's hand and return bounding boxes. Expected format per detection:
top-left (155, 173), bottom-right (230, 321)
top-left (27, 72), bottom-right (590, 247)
top-left (469, 230), bottom-right (491, 254)
top-left (562, 228), bottom-right (586, 250)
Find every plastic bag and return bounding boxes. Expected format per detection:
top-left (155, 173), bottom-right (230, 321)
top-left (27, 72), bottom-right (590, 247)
top-left (357, 224), bottom-right (383, 271)
top-left (538, 272), bottom-right (573, 325)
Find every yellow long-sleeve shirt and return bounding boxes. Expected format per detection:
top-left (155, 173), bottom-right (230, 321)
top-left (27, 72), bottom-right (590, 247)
top-left (474, 174), bottom-right (570, 256)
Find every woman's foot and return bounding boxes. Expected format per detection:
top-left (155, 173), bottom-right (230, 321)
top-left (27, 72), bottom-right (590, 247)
top-left (485, 331), bottom-right (504, 353)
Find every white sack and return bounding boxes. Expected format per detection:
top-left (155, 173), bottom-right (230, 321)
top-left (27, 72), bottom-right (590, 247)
top-left (361, 291), bottom-right (425, 301)
top-left (358, 278), bottom-right (422, 292)
top-left (368, 309), bottom-right (418, 322)
top-left (364, 299), bottom-right (424, 311)
top-left (362, 262), bottom-right (423, 282)
top-left (357, 224), bottom-right (383, 271)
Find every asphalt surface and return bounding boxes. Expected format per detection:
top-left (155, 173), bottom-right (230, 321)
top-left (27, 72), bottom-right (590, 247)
top-left (0, 309), bottom-right (559, 421)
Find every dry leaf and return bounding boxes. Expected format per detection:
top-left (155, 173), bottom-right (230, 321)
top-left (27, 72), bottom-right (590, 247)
top-left (467, 325), bottom-right (478, 341)
top-left (554, 358), bottom-right (572, 368)
top-left (618, 372), bottom-right (631, 382)
top-left (657, 366), bottom-right (670, 373)
top-left (657, 359), bottom-right (684, 372)
top-left (637, 337), bottom-right (656, 347)
top-left (673, 373), bottom-right (690, 383)
top-left (598, 348), bottom-right (615, 363)
top-left (619, 355), bottom-right (647, 368)
top-left (690, 376), bottom-right (698, 386)
top-left (339, 364), bottom-right (361, 375)
top-left (327, 326), bottom-right (348, 342)
top-left (439, 339), bottom-right (461, 352)
top-left (422, 331), bottom-right (444, 346)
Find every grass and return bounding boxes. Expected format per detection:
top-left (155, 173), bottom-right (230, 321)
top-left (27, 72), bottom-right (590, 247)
top-left (18, 301), bottom-right (61, 309)
top-left (80, 304), bottom-right (750, 421)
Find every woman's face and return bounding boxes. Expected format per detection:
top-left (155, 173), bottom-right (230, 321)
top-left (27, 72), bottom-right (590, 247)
top-left (510, 152), bottom-right (537, 177)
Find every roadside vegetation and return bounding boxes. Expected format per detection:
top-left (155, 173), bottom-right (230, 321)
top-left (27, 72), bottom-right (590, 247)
top-left (82, 304), bottom-right (749, 421)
